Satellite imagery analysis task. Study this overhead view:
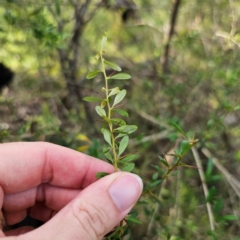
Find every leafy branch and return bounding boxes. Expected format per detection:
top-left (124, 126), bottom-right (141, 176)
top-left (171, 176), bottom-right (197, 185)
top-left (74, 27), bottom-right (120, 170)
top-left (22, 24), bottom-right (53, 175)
top-left (83, 32), bottom-right (137, 173)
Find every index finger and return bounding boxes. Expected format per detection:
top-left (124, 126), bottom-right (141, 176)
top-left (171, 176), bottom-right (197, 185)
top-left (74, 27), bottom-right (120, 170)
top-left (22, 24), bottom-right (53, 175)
top-left (0, 142), bottom-right (113, 194)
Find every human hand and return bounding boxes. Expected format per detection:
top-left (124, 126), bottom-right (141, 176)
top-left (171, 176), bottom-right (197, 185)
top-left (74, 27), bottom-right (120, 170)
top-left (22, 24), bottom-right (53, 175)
top-left (0, 142), bottom-right (143, 239)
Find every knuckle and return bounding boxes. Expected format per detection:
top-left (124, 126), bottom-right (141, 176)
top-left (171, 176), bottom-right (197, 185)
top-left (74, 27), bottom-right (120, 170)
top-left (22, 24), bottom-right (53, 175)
top-left (71, 200), bottom-right (109, 239)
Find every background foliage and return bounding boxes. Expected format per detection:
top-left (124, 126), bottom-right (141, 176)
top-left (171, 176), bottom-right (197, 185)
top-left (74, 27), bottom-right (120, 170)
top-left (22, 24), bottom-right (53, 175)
top-left (1, 0), bottom-right (240, 239)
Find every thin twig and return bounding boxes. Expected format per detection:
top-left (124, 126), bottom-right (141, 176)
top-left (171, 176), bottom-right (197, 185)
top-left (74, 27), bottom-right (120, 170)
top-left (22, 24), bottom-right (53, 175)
top-left (133, 109), bottom-right (171, 130)
top-left (229, 0), bottom-right (236, 37)
top-left (129, 130), bottom-right (170, 147)
top-left (146, 180), bottom-right (166, 236)
top-left (201, 148), bottom-right (240, 198)
top-left (161, 0), bottom-right (182, 74)
top-left (191, 147), bottom-right (215, 231)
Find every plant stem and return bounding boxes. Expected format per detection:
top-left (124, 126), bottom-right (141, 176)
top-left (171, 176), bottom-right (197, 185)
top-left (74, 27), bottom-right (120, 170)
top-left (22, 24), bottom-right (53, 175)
top-left (100, 53), bottom-right (118, 172)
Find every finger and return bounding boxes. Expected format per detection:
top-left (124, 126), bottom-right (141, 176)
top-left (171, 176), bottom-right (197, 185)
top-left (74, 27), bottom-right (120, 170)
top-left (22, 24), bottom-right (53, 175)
top-left (20, 172), bottom-right (143, 240)
top-left (4, 226), bottom-right (33, 236)
top-left (0, 142), bottom-right (114, 194)
top-left (4, 184), bottom-right (80, 212)
top-left (3, 210), bottom-right (27, 226)
top-left (3, 184), bottom-right (80, 224)
top-left (1, 142), bottom-right (113, 227)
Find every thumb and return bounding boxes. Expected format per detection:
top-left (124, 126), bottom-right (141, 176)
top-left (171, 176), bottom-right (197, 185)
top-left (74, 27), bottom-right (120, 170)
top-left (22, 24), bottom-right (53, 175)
top-left (23, 172), bottom-right (143, 240)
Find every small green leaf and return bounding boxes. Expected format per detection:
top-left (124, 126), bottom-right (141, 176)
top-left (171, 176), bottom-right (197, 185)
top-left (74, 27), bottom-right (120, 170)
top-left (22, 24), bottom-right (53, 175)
top-left (220, 215), bottom-right (239, 221)
top-left (102, 115), bottom-right (111, 123)
top-left (108, 73), bottom-right (131, 80)
top-left (171, 122), bottom-right (188, 140)
top-left (114, 109), bottom-right (129, 117)
top-left (158, 156), bottom-right (169, 167)
top-left (151, 164), bottom-right (164, 175)
top-left (101, 100), bottom-right (107, 108)
top-left (104, 151), bottom-right (114, 163)
top-left (150, 179), bottom-right (162, 187)
top-left (113, 90), bottom-right (127, 107)
top-left (121, 154), bottom-right (136, 163)
top-left (104, 60), bottom-right (122, 71)
top-left (115, 133), bottom-right (127, 139)
top-left (179, 140), bottom-right (191, 156)
top-left (101, 128), bottom-right (112, 146)
top-left (96, 172), bottom-right (109, 179)
top-left (233, 105), bottom-right (240, 111)
top-left (95, 106), bottom-right (106, 117)
top-left (100, 32), bottom-right (107, 51)
top-left (115, 125), bottom-right (138, 134)
top-left (86, 70), bottom-right (102, 79)
top-left (118, 136), bottom-right (129, 157)
top-left (205, 158), bottom-right (213, 179)
top-left (214, 199), bottom-right (223, 214)
top-left (206, 186), bottom-right (216, 202)
top-left (95, 52), bottom-right (100, 60)
top-left (126, 216), bottom-right (142, 224)
top-left (122, 163), bottom-right (135, 172)
top-left (83, 96), bottom-right (102, 102)
top-left (174, 148), bottom-right (181, 155)
top-left (111, 118), bottom-right (126, 126)
top-left (171, 170), bottom-right (180, 176)
top-left (152, 172), bottom-right (158, 180)
top-left (108, 87), bottom-right (120, 97)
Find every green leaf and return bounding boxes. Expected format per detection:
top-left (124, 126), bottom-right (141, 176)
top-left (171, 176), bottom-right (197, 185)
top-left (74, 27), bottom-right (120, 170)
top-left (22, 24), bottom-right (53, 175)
top-left (152, 172), bottom-right (158, 180)
top-left (102, 115), bottom-right (111, 123)
top-left (171, 170), bottom-right (180, 176)
top-left (115, 133), bottom-right (127, 139)
top-left (220, 215), bottom-right (239, 221)
top-left (233, 105), bottom-right (240, 111)
top-left (108, 87), bottom-right (120, 97)
top-left (126, 216), bottom-right (142, 224)
top-left (118, 136), bottom-right (129, 157)
top-left (121, 154), bottom-right (136, 163)
top-left (108, 73), bottom-right (131, 80)
top-left (174, 148), bottom-right (181, 155)
top-left (205, 158), bottom-right (213, 179)
top-left (111, 118), bottom-right (126, 126)
top-left (113, 90), bottom-right (127, 107)
top-left (214, 199), bottom-right (223, 214)
top-left (115, 125), bottom-right (138, 134)
top-left (82, 96), bottom-right (102, 102)
top-left (101, 100), bottom-right (107, 108)
top-left (104, 151), bottom-right (114, 163)
top-left (100, 32), bottom-right (107, 51)
top-left (86, 70), bottom-right (102, 79)
top-left (171, 122), bottom-right (188, 140)
top-left (101, 128), bottom-right (112, 146)
top-left (151, 164), bottom-right (164, 175)
top-left (114, 109), bottom-right (129, 117)
top-left (104, 60), bottom-right (122, 71)
top-left (158, 156), bottom-right (169, 167)
top-left (150, 179), bottom-right (162, 187)
top-left (96, 172), bottom-right (109, 179)
top-left (95, 106), bottom-right (106, 117)
top-left (122, 163), bottom-right (135, 172)
top-left (206, 186), bottom-right (216, 202)
top-left (95, 52), bottom-right (100, 60)
top-left (179, 140), bottom-right (191, 156)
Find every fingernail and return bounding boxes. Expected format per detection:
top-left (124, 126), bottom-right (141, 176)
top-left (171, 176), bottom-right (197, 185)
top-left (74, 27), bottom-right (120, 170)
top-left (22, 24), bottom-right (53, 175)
top-left (108, 174), bottom-right (143, 212)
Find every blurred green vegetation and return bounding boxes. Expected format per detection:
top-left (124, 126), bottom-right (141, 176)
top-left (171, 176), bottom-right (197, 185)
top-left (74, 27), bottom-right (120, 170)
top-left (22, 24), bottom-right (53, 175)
top-left (1, 0), bottom-right (240, 239)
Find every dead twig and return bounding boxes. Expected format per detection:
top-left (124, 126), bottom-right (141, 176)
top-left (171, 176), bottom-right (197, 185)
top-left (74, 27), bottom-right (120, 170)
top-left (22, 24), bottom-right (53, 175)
top-left (201, 148), bottom-right (240, 198)
top-left (161, 0), bottom-right (182, 74)
top-left (192, 147), bottom-right (215, 231)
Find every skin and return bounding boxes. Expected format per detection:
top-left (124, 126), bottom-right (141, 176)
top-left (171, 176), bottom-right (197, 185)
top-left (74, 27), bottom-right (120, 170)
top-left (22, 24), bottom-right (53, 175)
top-left (0, 142), bottom-right (142, 240)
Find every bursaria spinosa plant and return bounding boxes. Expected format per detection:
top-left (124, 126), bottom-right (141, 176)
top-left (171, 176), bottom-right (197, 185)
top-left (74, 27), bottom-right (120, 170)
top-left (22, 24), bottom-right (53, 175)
top-left (83, 33), bottom-right (140, 239)
top-left (83, 33), bottom-right (199, 239)
top-left (83, 33), bottom-right (137, 174)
